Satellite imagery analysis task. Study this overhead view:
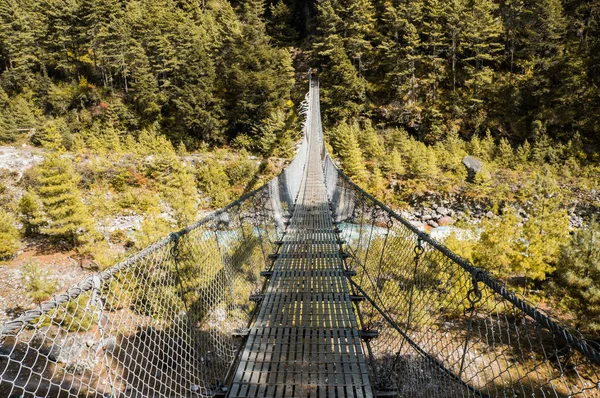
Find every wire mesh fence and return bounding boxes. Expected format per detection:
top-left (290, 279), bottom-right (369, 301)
top-left (0, 126), bottom-right (308, 398)
top-left (3, 78), bottom-right (600, 398)
top-left (323, 152), bottom-right (600, 397)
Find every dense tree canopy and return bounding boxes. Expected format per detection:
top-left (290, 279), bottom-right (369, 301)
top-left (0, 0), bottom-right (296, 150)
top-left (309, 0), bottom-right (600, 150)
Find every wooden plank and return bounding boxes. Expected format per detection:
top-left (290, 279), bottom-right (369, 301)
top-left (227, 82), bottom-right (374, 397)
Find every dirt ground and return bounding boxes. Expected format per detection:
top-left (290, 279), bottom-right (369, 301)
top-left (0, 242), bottom-right (95, 325)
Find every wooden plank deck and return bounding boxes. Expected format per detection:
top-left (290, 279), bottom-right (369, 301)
top-left (228, 80), bottom-right (374, 398)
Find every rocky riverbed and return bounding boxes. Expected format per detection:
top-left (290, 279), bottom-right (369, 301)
top-left (401, 190), bottom-right (598, 231)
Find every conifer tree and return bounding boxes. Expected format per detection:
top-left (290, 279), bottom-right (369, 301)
top-left (222, 0), bottom-right (294, 135)
top-left (421, 0), bottom-right (447, 106)
top-left (479, 130), bottom-right (496, 162)
top-left (36, 155), bottom-right (93, 246)
top-left (268, 0), bottom-right (298, 46)
top-left (0, 0), bottom-right (39, 90)
top-left (0, 88), bottom-right (18, 142)
top-left (515, 139), bottom-right (531, 164)
top-left (461, 0), bottom-right (503, 102)
top-left (378, 0), bottom-right (423, 113)
top-left (384, 148), bottom-right (404, 178)
top-left (368, 165), bottom-right (387, 198)
top-left (496, 137), bottom-right (514, 168)
top-left (19, 190), bottom-right (45, 237)
top-left (312, 0), bottom-right (368, 122)
top-left (0, 209), bottom-right (19, 260)
top-left (330, 122), bottom-right (368, 185)
top-left (358, 121), bottom-right (384, 161)
top-left (552, 219), bottom-right (600, 333)
top-left (520, 169), bottom-right (569, 280)
top-left (473, 208), bottom-right (522, 280)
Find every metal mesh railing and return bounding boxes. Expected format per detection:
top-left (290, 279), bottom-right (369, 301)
top-left (0, 197), bottom-right (273, 398)
top-left (323, 152), bottom-right (600, 397)
top-left (3, 78), bottom-right (600, 398)
top-left (0, 106), bottom-right (309, 398)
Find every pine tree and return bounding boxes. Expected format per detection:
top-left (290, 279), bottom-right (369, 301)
top-left (515, 139), bottom-right (531, 164)
top-left (267, 0), bottom-right (298, 46)
top-left (0, 209), bottom-right (19, 260)
top-left (496, 137), bottom-right (514, 168)
top-left (421, 0), bottom-right (448, 106)
top-left (552, 219), bottom-right (600, 333)
top-left (169, 21), bottom-right (223, 143)
top-left (330, 122), bottom-right (368, 185)
top-left (221, 0), bottom-right (294, 135)
top-left (36, 0), bottom-right (79, 78)
top-left (368, 165), bottom-right (387, 198)
top-left (342, 0), bottom-right (376, 75)
top-left (444, 0), bottom-right (466, 94)
top-left (377, 0), bottom-right (423, 116)
top-left (312, 0), bottom-right (369, 122)
top-left (36, 155), bottom-right (93, 246)
top-left (0, 0), bottom-right (39, 90)
top-left (384, 148), bottom-right (404, 178)
top-left (461, 0), bottom-right (503, 102)
top-left (520, 168), bottom-right (569, 281)
top-left (404, 139), bottom-right (438, 179)
top-left (19, 190), bottom-right (46, 236)
top-left (358, 120), bottom-right (384, 161)
top-left (197, 158), bottom-right (231, 208)
top-left (126, 39), bottom-right (162, 122)
top-left (0, 88), bottom-right (18, 142)
top-left (479, 130), bottom-right (496, 162)
top-left (473, 208), bottom-right (522, 280)
top-left (21, 260), bottom-right (57, 304)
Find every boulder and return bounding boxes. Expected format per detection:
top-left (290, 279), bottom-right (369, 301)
top-left (462, 156), bottom-right (484, 182)
top-left (427, 220), bottom-right (439, 228)
top-left (436, 206), bottom-right (450, 216)
top-left (438, 216), bottom-right (455, 226)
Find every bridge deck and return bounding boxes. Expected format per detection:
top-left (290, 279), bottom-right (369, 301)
top-left (228, 81), bottom-right (374, 398)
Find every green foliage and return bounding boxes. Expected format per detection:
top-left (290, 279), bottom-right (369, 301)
top-left (268, 0), bottom-right (298, 45)
top-left (383, 148), bottom-right (403, 178)
top-left (496, 138), bottom-right (515, 168)
top-left (358, 120), bottom-right (384, 161)
top-left (196, 158), bottom-right (231, 208)
top-left (472, 209), bottom-right (524, 281)
top-left (227, 154), bottom-right (258, 188)
top-left (0, 209), bottom-right (19, 260)
top-left (329, 122), bottom-right (368, 185)
top-left (18, 190), bottom-right (45, 236)
top-left (36, 155), bottom-right (94, 246)
top-left (0, 0), bottom-right (295, 148)
top-left (403, 139), bottom-right (438, 179)
top-left (21, 260), bottom-right (57, 304)
top-left (309, 0), bottom-right (600, 152)
top-left (470, 176), bottom-right (568, 284)
top-left (551, 219), bottom-right (600, 333)
top-left (368, 166), bottom-right (386, 198)
top-left (520, 169), bottom-right (569, 279)
top-left (50, 293), bottom-right (98, 332)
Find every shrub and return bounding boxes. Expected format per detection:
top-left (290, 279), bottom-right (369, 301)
top-left (0, 210), bottom-right (20, 260)
top-left (227, 154), bottom-right (257, 186)
top-left (551, 219), bottom-right (600, 333)
top-left (36, 155), bottom-right (94, 246)
top-left (196, 158), bottom-right (231, 208)
top-left (21, 260), bottom-right (57, 304)
top-left (403, 139), bottom-right (438, 179)
top-left (19, 190), bottom-right (45, 236)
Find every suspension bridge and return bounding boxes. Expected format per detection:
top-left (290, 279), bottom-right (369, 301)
top-left (1, 78), bottom-right (599, 398)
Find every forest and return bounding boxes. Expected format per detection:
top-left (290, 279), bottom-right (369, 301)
top-left (0, 0), bottom-right (599, 334)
